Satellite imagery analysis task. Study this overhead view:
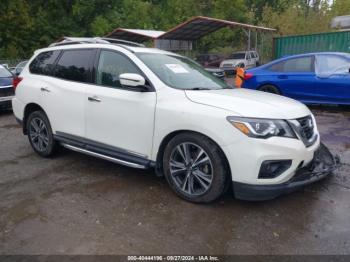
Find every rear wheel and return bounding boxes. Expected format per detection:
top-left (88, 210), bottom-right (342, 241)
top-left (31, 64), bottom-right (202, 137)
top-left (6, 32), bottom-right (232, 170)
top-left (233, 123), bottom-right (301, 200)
top-left (259, 85), bottom-right (280, 95)
top-left (163, 132), bottom-right (229, 203)
top-left (27, 110), bottom-right (58, 157)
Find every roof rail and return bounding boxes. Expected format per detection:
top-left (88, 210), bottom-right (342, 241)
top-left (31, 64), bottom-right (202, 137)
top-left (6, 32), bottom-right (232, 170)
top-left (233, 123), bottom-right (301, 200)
top-left (50, 37), bottom-right (145, 48)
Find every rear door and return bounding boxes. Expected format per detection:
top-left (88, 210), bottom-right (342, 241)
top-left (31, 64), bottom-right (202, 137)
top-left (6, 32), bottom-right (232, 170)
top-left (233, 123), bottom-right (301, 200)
top-left (267, 56), bottom-right (317, 102)
top-left (40, 48), bottom-right (95, 138)
top-left (314, 54), bottom-right (350, 104)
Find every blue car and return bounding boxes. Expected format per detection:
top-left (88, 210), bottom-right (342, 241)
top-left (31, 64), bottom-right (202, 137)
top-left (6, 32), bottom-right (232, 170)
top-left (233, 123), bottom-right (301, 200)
top-left (242, 52), bottom-right (350, 105)
top-left (0, 65), bottom-right (14, 109)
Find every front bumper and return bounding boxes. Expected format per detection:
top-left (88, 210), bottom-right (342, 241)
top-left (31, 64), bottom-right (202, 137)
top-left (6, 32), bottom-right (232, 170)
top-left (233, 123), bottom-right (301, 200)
top-left (233, 143), bottom-right (339, 201)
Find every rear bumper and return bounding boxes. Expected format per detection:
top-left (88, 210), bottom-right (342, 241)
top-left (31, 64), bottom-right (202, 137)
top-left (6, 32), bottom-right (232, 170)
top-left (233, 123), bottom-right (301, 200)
top-left (233, 143), bottom-right (340, 201)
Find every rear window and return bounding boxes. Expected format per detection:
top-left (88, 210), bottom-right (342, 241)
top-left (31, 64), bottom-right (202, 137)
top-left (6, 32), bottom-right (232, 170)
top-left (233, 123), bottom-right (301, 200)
top-left (53, 49), bottom-right (94, 83)
top-left (29, 51), bottom-right (61, 76)
top-left (228, 53), bottom-right (246, 59)
top-left (0, 66), bottom-right (12, 78)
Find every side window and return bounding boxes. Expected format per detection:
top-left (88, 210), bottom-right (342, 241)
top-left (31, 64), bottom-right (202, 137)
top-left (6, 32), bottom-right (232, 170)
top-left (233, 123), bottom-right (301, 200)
top-left (268, 56), bottom-right (314, 72)
top-left (29, 51), bottom-right (60, 76)
top-left (96, 50), bottom-right (141, 89)
top-left (283, 56), bottom-right (314, 72)
top-left (250, 52), bottom-right (255, 59)
top-left (316, 55), bottom-right (350, 77)
top-left (246, 53), bottom-right (251, 60)
top-left (54, 49), bottom-right (94, 83)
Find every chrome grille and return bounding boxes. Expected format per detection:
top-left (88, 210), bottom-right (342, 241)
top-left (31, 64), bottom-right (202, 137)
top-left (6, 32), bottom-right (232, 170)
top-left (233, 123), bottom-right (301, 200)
top-left (288, 115), bottom-right (317, 147)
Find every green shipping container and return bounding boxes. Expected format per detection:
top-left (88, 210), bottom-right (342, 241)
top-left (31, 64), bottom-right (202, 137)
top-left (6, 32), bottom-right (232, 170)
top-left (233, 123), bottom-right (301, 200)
top-left (273, 31), bottom-right (350, 59)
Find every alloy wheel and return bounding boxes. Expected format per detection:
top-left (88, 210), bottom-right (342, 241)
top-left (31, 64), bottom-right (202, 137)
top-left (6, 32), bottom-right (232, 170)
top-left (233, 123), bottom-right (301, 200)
top-left (169, 142), bottom-right (213, 196)
top-left (29, 117), bottom-right (49, 152)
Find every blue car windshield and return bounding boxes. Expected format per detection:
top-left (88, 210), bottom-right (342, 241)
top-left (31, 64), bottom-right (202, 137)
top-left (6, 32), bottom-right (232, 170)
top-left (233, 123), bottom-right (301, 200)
top-left (316, 54), bottom-right (350, 77)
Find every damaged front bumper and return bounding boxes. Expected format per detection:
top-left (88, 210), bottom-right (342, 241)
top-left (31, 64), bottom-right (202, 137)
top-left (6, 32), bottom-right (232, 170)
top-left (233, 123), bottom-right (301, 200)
top-left (233, 143), bottom-right (340, 201)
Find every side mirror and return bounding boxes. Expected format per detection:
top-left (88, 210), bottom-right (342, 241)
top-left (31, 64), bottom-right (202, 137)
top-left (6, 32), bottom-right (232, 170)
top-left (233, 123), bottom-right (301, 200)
top-left (119, 73), bottom-right (146, 89)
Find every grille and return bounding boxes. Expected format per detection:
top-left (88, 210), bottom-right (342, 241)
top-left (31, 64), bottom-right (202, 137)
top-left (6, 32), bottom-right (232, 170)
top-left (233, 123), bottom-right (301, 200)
top-left (297, 115), bottom-right (314, 140)
top-left (0, 87), bottom-right (14, 97)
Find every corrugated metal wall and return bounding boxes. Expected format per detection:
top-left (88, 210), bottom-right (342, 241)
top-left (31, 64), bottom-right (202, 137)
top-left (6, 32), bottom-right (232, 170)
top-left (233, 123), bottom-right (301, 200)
top-left (273, 31), bottom-right (350, 59)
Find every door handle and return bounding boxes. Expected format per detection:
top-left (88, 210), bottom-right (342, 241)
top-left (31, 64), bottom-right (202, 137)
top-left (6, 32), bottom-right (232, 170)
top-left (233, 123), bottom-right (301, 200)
top-left (88, 96), bottom-right (101, 102)
top-left (40, 87), bottom-right (50, 92)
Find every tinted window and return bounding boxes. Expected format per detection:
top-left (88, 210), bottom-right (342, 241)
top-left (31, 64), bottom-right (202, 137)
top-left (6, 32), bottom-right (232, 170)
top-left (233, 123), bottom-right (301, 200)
top-left (0, 66), bottom-right (12, 78)
top-left (29, 51), bottom-right (60, 76)
top-left (228, 53), bottom-right (246, 59)
top-left (96, 50), bottom-right (141, 89)
top-left (54, 49), bottom-right (93, 83)
top-left (269, 56), bottom-right (314, 72)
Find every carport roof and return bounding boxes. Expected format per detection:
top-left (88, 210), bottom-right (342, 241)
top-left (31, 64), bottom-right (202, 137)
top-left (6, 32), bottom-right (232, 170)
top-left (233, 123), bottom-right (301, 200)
top-left (157, 16), bottom-right (276, 40)
top-left (105, 28), bottom-right (165, 42)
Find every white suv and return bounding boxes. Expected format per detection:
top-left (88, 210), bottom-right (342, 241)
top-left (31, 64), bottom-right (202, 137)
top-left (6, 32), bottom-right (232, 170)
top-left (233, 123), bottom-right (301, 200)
top-left (12, 38), bottom-right (337, 203)
top-left (220, 50), bottom-right (259, 74)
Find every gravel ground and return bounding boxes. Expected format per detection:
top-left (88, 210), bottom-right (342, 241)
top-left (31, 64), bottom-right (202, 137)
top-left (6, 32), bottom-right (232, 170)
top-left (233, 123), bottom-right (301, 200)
top-left (0, 107), bottom-right (349, 255)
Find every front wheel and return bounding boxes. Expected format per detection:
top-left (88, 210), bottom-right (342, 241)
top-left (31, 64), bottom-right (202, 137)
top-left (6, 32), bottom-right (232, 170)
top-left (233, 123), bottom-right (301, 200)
top-left (163, 132), bottom-right (229, 203)
top-left (27, 110), bottom-right (58, 157)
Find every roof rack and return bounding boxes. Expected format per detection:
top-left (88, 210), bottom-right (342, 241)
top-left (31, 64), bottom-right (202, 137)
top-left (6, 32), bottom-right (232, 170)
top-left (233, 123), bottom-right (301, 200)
top-left (50, 37), bottom-right (145, 48)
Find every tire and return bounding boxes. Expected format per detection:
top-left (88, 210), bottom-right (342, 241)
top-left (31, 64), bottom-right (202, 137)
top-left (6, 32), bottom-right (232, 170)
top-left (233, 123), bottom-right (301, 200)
top-left (163, 132), bottom-right (229, 203)
top-left (26, 110), bottom-right (58, 157)
top-left (259, 85), bottom-right (280, 95)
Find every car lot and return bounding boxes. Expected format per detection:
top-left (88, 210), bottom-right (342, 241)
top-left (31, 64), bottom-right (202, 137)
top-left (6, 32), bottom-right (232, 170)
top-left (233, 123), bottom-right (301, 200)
top-left (0, 107), bottom-right (349, 255)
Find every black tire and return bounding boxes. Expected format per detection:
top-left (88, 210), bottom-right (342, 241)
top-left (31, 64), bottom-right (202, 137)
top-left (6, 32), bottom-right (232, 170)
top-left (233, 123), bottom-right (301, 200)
top-left (259, 85), bottom-right (280, 95)
top-left (163, 132), bottom-right (229, 203)
top-left (26, 110), bottom-right (58, 157)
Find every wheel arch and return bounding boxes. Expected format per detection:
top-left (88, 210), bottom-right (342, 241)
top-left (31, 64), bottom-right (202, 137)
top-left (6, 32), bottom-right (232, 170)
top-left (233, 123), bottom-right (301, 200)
top-left (23, 103), bottom-right (46, 135)
top-left (154, 130), bottom-right (232, 181)
top-left (258, 83), bottom-right (282, 95)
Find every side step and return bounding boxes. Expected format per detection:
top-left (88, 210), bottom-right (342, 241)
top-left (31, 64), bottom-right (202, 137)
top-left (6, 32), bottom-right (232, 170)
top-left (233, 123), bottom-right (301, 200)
top-left (62, 143), bottom-right (148, 169)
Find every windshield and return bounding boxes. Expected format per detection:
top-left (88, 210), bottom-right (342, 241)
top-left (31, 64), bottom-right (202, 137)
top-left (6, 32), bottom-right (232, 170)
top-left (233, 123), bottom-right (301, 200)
top-left (316, 54), bottom-right (350, 77)
top-left (0, 66), bottom-right (12, 78)
top-left (228, 53), bottom-right (246, 59)
top-left (136, 53), bottom-right (228, 90)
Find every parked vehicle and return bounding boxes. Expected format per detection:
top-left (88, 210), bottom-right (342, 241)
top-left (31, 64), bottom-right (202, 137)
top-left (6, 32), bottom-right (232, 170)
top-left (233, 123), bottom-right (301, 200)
top-left (12, 38), bottom-right (337, 203)
top-left (243, 52), bottom-right (350, 105)
top-left (220, 50), bottom-right (259, 74)
top-left (204, 67), bottom-right (225, 80)
top-left (12, 60), bottom-right (28, 76)
top-left (0, 65), bottom-right (14, 109)
top-left (195, 53), bottom-right (224, 68)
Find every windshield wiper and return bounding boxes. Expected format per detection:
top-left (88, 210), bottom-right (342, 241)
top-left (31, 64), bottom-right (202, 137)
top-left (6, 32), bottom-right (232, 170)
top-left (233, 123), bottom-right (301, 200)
top-left (190, 87), bottom-right (212, 90)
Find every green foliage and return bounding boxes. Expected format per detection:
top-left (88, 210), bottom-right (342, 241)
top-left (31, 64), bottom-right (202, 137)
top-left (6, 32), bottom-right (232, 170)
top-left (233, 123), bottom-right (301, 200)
top-left (0, 0), bottom-right (348, 59)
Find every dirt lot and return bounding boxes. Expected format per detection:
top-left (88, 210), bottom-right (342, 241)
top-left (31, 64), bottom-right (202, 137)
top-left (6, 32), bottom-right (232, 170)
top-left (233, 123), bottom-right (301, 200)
top-left (0, 107), bottom-right (349, 255)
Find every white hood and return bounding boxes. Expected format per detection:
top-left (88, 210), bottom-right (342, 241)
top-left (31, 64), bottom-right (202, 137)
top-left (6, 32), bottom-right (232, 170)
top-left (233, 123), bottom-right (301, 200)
top-left (185, 88), bottom-right (311, 119)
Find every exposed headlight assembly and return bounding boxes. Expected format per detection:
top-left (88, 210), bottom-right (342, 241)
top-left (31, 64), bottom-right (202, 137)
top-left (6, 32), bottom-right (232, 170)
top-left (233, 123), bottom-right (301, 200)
top-left (227, 116), bottom-right (296, 139)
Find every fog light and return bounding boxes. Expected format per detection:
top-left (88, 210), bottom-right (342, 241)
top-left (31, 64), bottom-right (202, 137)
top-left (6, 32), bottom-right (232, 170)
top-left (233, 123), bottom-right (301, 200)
top-left (258, 160), bottom-right (292, 179)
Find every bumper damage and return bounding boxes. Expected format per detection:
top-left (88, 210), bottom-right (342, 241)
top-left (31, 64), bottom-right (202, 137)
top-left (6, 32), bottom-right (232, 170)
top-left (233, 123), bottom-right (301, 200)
top-left (233, 142), bottom-right (340, 201)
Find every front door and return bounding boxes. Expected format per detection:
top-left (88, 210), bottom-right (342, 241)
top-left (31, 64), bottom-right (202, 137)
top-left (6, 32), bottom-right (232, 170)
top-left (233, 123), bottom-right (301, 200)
top-left (85, 50), bottom-right (157, 158)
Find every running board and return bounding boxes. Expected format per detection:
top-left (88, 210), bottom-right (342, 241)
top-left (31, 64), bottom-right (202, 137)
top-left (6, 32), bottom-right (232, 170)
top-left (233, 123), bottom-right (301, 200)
top-left (62, 143), bottom-right (148, 169)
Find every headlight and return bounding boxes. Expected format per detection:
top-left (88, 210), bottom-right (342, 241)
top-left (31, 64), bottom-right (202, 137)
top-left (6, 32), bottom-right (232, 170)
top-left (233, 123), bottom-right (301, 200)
top-left (227, 116), bottom-right (296, 139)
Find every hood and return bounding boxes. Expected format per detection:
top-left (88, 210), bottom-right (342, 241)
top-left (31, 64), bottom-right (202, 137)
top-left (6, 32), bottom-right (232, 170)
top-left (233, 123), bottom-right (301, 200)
top-left (0, 77), bottom-right (13, 87)
top-left (185, 88), bottom-right (311, 119)
top-left (221, 59), bottom-right (245, 66)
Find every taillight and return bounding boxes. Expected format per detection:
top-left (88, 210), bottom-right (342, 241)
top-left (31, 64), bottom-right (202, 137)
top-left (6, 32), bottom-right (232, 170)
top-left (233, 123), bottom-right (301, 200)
top-left (244, 73), bottom-right (253, 80)
top-left (13, 77), bottom-right (23, 91)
